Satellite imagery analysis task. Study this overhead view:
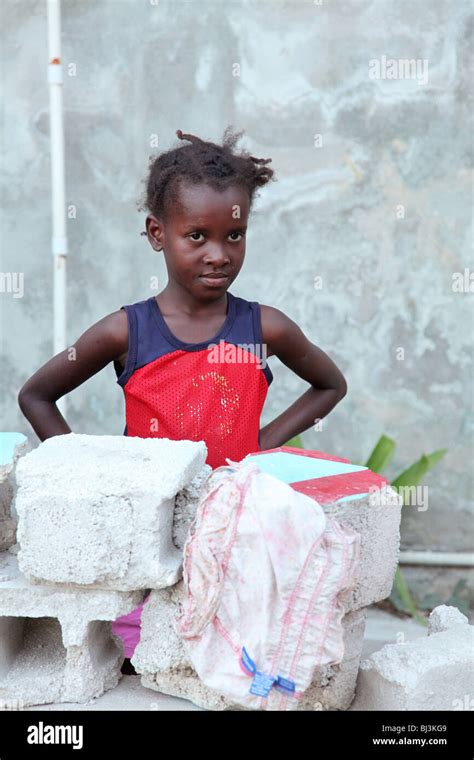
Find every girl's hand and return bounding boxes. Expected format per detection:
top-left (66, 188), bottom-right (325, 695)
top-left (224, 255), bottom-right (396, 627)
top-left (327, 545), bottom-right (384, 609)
top-left (254, 305), bottom-right (348, 452)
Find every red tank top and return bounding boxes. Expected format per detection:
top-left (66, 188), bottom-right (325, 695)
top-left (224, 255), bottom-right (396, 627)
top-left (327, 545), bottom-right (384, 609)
top-left (114, 292), bottom-right (273, 470)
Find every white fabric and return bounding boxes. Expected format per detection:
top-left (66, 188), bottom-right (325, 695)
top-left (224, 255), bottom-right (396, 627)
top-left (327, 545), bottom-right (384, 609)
top-left (175, 458), bottom-right (361, 710)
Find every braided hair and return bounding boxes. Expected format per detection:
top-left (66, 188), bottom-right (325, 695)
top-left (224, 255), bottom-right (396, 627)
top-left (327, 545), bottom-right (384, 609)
top-left (137, 127), bottom-right (276, 235)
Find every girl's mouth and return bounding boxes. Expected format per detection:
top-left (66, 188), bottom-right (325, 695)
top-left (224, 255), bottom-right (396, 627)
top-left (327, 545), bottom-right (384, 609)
top-left (199, 275), bottom-right (229, 287)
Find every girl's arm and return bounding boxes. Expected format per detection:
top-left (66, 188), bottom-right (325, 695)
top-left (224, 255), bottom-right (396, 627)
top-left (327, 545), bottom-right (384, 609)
top-left (18, 310), bottom-right (128, 441)
top-left (259, 305), bottom-right (348, 450)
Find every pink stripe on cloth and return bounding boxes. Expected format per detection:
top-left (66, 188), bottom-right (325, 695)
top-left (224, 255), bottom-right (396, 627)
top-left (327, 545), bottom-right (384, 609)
top-left (111, 593), bottom-right (151, 659)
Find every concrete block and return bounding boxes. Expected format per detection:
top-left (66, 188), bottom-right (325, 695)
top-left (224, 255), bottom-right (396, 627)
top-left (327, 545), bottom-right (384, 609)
top-left (323, 485), bottom-right (403, 612)
top-left (0, 551), bottom-right (144, 706)
top-left (298, 609), bottom-right (367, 711)
top-left (172, 464), bottom-right (212, 550)
top-left (350, 606), bottom-right (474, 711)
top-left (356, 606), bottom-right (427, 660)
top-left (23, 674), bottom-right (204, 711)
top-left (14, 433), bottom-right (208, 591)
top-left (132, 468), bottom-right (402, 711)
top-left (428, 604), bottom-right (469, 634)
top-left (133, 584), bottom-right (367, 711)
top-left (134, 583), bottom-right (230, 711)
top-left (0, 433), bottom-right (31, 551)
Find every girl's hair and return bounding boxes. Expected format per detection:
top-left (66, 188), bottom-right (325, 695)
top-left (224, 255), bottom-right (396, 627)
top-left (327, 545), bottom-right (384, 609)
top-left (137, 127), bottom-right (276, 235)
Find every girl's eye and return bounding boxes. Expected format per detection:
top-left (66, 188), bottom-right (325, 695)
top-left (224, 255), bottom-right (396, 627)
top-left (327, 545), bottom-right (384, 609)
top-left (188, 232), bottom-right (245, 242)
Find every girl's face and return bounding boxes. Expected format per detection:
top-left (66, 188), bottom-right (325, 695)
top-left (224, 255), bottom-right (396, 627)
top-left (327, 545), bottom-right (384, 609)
top-left (146, 181), bottom-right (250, 300)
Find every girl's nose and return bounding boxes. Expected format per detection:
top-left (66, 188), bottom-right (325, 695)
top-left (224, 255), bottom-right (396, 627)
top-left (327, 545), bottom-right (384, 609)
top-left (203, 248), bottom-right (231, 265)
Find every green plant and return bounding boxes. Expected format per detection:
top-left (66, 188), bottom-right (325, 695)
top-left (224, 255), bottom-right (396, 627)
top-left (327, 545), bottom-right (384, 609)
top-left (283, 435), bottom-right (304, 448)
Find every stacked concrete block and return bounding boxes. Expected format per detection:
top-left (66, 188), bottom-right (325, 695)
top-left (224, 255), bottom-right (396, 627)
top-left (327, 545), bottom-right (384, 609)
top-left (133, 583), bottom-right (230, 710)
top-left (323, 484), bottom-right (403, 612)
top-left (133, 583), bottom-right (369, 711)
top-left (133, 483), bottom-right (403, 711)
top-left (0, 551), bottom-right (144, 706)
top-left (172, 463), bottom-right (212, 550)
top-left (0, 433), bottom-right (211, 707)
top-left (14, 433), bottom-right (208, 591)
top-left (1, 433), bottom-right (405, 709)
top-left (0, 433), bottom-right (31, 551)
top-left (303, 484), bottom-right (402, 710)
top-left (350, 605), bottom-right (474, 711)
top-left (297, 608), bottom-right (368, 711)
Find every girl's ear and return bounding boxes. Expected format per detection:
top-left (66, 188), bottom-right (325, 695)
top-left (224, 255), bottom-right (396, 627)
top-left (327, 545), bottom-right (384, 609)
top-left (145, 214), bottom-right (164, 251)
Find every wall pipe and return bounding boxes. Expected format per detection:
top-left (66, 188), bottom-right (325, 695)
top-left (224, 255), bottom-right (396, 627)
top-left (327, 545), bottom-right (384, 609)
top-left (399, 551), bottom-right (474, 568)
top-left (47, 0), bottom-right (68, 416)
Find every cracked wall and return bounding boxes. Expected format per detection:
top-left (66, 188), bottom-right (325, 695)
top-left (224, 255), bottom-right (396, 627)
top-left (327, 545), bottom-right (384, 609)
top-left (1, 0), bottom-right (472, 577)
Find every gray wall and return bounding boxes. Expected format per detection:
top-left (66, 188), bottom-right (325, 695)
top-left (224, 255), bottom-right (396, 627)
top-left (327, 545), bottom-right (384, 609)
top-left (1, 1), bottom-right (472, 589)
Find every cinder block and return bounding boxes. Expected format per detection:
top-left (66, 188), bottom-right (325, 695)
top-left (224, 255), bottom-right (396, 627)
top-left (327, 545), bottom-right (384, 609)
top-left (350, 605), bottom-right (474, 711)
top-left (133, 583), bottom-right (230, 710)
top-left (0, 551), bottom-right (144, 706)
top-left (323, 485), bottom-right (403, 612)
top-left (132, 471), bottom-right (402, 711)
top-left (14, 433), bottom-right (208, 591)
top-left (133, 584), bottom-right (367, 711)
top-left (172, 464), bottom-right (212, 550)
top-left (427, 603), bottom-right (468, 634)
top-left (241, 450), bottom-right (402, 613)
top-left (298, 608), bottom-right (367, 711)
top-left (0, 433), bottom-right (31, 551)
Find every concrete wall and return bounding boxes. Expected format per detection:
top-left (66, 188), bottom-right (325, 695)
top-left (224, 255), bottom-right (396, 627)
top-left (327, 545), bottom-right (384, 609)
top-left (1, 0), bottom-right (472, 577)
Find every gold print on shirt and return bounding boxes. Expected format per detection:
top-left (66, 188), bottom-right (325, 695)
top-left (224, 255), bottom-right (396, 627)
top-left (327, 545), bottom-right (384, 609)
top-left (174, 371), bottom-right (240, 438)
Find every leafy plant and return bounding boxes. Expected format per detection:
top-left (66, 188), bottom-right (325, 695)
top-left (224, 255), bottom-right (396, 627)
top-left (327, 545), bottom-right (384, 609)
top-left (389, 567), bottom-right (428, 625)
top-left (283, 435), bottom-right (304, 448)
top-left (365, 434), bottom-right (395, 473)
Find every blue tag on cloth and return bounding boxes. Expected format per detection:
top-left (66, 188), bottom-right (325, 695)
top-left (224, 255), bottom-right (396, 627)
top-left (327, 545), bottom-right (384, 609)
top-left (249, 671), bottom-right (276, 697)
top-left (241, 647), bottom-right (293, 699)
top-left (275, 675), bottom-right (296, 694)
top-left (241, 646), bottom-right (256, 675)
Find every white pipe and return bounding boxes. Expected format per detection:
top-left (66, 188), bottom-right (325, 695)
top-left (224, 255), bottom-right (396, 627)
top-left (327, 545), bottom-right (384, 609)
top-left (47, 0), bottom-right (68, 417)
top-left (399, 551), bottom-right (474, 567)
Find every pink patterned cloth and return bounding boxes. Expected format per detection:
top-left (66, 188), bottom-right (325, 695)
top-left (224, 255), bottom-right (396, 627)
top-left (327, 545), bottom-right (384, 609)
top-left (175, 458), bottom-right (361, 711)
top-left (111, 593), bottom-right (151, 659)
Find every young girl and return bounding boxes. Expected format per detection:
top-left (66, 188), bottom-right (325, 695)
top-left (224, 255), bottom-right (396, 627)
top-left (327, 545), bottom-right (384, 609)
top-left (18, 127), bottom-right (348, 675)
